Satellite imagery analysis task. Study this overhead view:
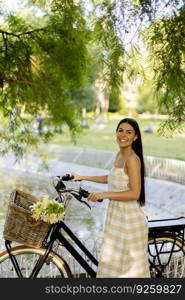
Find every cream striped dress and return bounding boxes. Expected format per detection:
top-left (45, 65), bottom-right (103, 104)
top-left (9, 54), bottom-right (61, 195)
top-left (96, 164), bottom-right (150, 278)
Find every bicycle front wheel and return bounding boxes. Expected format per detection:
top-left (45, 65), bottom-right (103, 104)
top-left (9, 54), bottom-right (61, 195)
top-left (148, 236), bottom-right (185, 278)
top-left (0, 246), bottom-right (72, 278)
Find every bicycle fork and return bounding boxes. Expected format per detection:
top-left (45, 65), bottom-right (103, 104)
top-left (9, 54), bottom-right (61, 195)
top-left (5, 240), bottom-right (23, 278)
top-left (5, 240), bottom-right (55, 278)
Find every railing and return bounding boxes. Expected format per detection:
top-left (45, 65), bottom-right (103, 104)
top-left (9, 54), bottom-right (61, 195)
top-left (145, 156), bottom-right (185, 185)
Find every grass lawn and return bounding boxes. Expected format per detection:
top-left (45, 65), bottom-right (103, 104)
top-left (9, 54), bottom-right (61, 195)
top-left (50, 114), bottom-right (185, 161)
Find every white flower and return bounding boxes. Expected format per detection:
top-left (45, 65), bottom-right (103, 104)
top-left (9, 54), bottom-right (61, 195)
top-left (30, 197), bottom-right (65, 224)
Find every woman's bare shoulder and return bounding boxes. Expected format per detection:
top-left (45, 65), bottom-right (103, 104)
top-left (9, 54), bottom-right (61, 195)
top-left (126, 153), bottom-right (141, 167)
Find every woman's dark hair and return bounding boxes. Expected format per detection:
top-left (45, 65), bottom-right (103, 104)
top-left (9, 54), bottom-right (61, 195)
top-left (116, 118), bottom-right (145, 206)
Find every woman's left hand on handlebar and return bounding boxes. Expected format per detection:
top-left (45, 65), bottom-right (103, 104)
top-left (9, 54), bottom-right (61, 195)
top-left (87, 192), bottom-right (104, 202)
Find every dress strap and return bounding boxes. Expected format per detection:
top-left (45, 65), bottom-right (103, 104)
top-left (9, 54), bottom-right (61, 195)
top-left (114, 152), bottom-right (140, 169)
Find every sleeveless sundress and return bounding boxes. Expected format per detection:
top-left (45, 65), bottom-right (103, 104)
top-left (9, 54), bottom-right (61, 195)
top-left (96, 165), bottom-right (150, 278)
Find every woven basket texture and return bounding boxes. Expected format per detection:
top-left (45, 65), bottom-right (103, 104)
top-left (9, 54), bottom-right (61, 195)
top-left (3, 190), bottom-right (51, 248)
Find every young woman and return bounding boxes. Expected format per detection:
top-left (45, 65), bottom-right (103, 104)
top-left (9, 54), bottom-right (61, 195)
top-left (72, 118), bottom-right (150, 278)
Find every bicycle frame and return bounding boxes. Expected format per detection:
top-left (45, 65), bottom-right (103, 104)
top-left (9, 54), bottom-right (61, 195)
top-left (55, 222), bottom-right (98, 277)
top-left (148, 217), bottom-right (185, 277)
top-left (3, 172), bottom-right (185, 278)
top-left (149, 217), bottom-right (185, 252)
top-left (5, 216), bottom-right (185, 278)
top-left (5, 219), bottom-right (98, 278)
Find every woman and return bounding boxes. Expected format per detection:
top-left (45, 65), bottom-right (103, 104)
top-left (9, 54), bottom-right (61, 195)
top-left (72, 118), bottom-right (150, 278)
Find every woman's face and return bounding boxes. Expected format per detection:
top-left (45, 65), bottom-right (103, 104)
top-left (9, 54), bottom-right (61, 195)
top-left (116, 122), bottom-right (137, 148)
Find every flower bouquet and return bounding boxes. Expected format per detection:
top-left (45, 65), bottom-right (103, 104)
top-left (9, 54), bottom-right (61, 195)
top-left (30, 197), bottom-right (65, 224)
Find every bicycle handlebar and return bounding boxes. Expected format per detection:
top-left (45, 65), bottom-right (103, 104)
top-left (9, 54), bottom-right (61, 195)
top-left (55, 174), bottom-right (103, 205)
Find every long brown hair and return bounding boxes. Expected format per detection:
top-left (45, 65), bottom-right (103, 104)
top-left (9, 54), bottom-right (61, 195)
top-left (116, 118), bottom-right (145, 206)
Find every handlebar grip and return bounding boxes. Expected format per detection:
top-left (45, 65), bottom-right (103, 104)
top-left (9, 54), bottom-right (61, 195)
top-left (61, 174), bottom-right (74, 181)
top-left (80, 188), bottom-right (103, 202)
top-left (80, 188), bottom-right (89, 198)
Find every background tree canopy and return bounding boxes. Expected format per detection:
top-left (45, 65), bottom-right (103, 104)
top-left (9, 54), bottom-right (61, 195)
top-left (0, 0), bottom-right (185, 156)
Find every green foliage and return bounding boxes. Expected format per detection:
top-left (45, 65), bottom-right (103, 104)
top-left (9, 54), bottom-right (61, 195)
top-left (140, 1), bottom-right (185, 134)
top-left (0, 0), bottom-right (185, 157)
top-left (70, 85), bottom-right (97, 113)
top-left (108, 87), bottom-right (122, 112)
top-left (91, 0), bottom-right (126, 90)
top-left (0, 0), bottom-right (90, 156)
top-left (136, 80), bottom-right (167, 114)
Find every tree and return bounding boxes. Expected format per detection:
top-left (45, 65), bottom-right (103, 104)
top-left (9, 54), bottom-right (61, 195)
top-left (0, 0), bottom-right (185, 156)
top-left (0, 0), bottom-right (125, 156)
top-left (139, 0), bottom-right (185, 134)
top-left (0, 0), bottom-right (91, 155)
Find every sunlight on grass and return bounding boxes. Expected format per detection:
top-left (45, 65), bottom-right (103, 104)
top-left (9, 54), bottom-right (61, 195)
top-left (50, 114), bottom-right (185, 161)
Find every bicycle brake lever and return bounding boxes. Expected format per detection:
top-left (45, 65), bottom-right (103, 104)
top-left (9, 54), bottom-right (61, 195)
top-left (70, 192), bottom-right (91, 209)
top-left (80, 199), bottom-right (91, 209)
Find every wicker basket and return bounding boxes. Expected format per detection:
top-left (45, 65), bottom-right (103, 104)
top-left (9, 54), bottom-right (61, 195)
top-left (3, 190), bottom-right (51, 248)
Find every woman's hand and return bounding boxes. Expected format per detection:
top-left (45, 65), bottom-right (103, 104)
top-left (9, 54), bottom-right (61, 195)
top-left (71, 172), bottom-right (83, 182)
top-left (87, 192), bottom-right (104, 202)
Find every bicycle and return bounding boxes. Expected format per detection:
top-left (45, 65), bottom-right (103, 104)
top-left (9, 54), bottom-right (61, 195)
top-left (0, 174), bottom-right (184, 278)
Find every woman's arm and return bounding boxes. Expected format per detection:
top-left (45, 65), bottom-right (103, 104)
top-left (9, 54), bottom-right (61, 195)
top-left (88, 155), bottom-right (141, 202)
top-left (72, 172), bottom-right (108, 184)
